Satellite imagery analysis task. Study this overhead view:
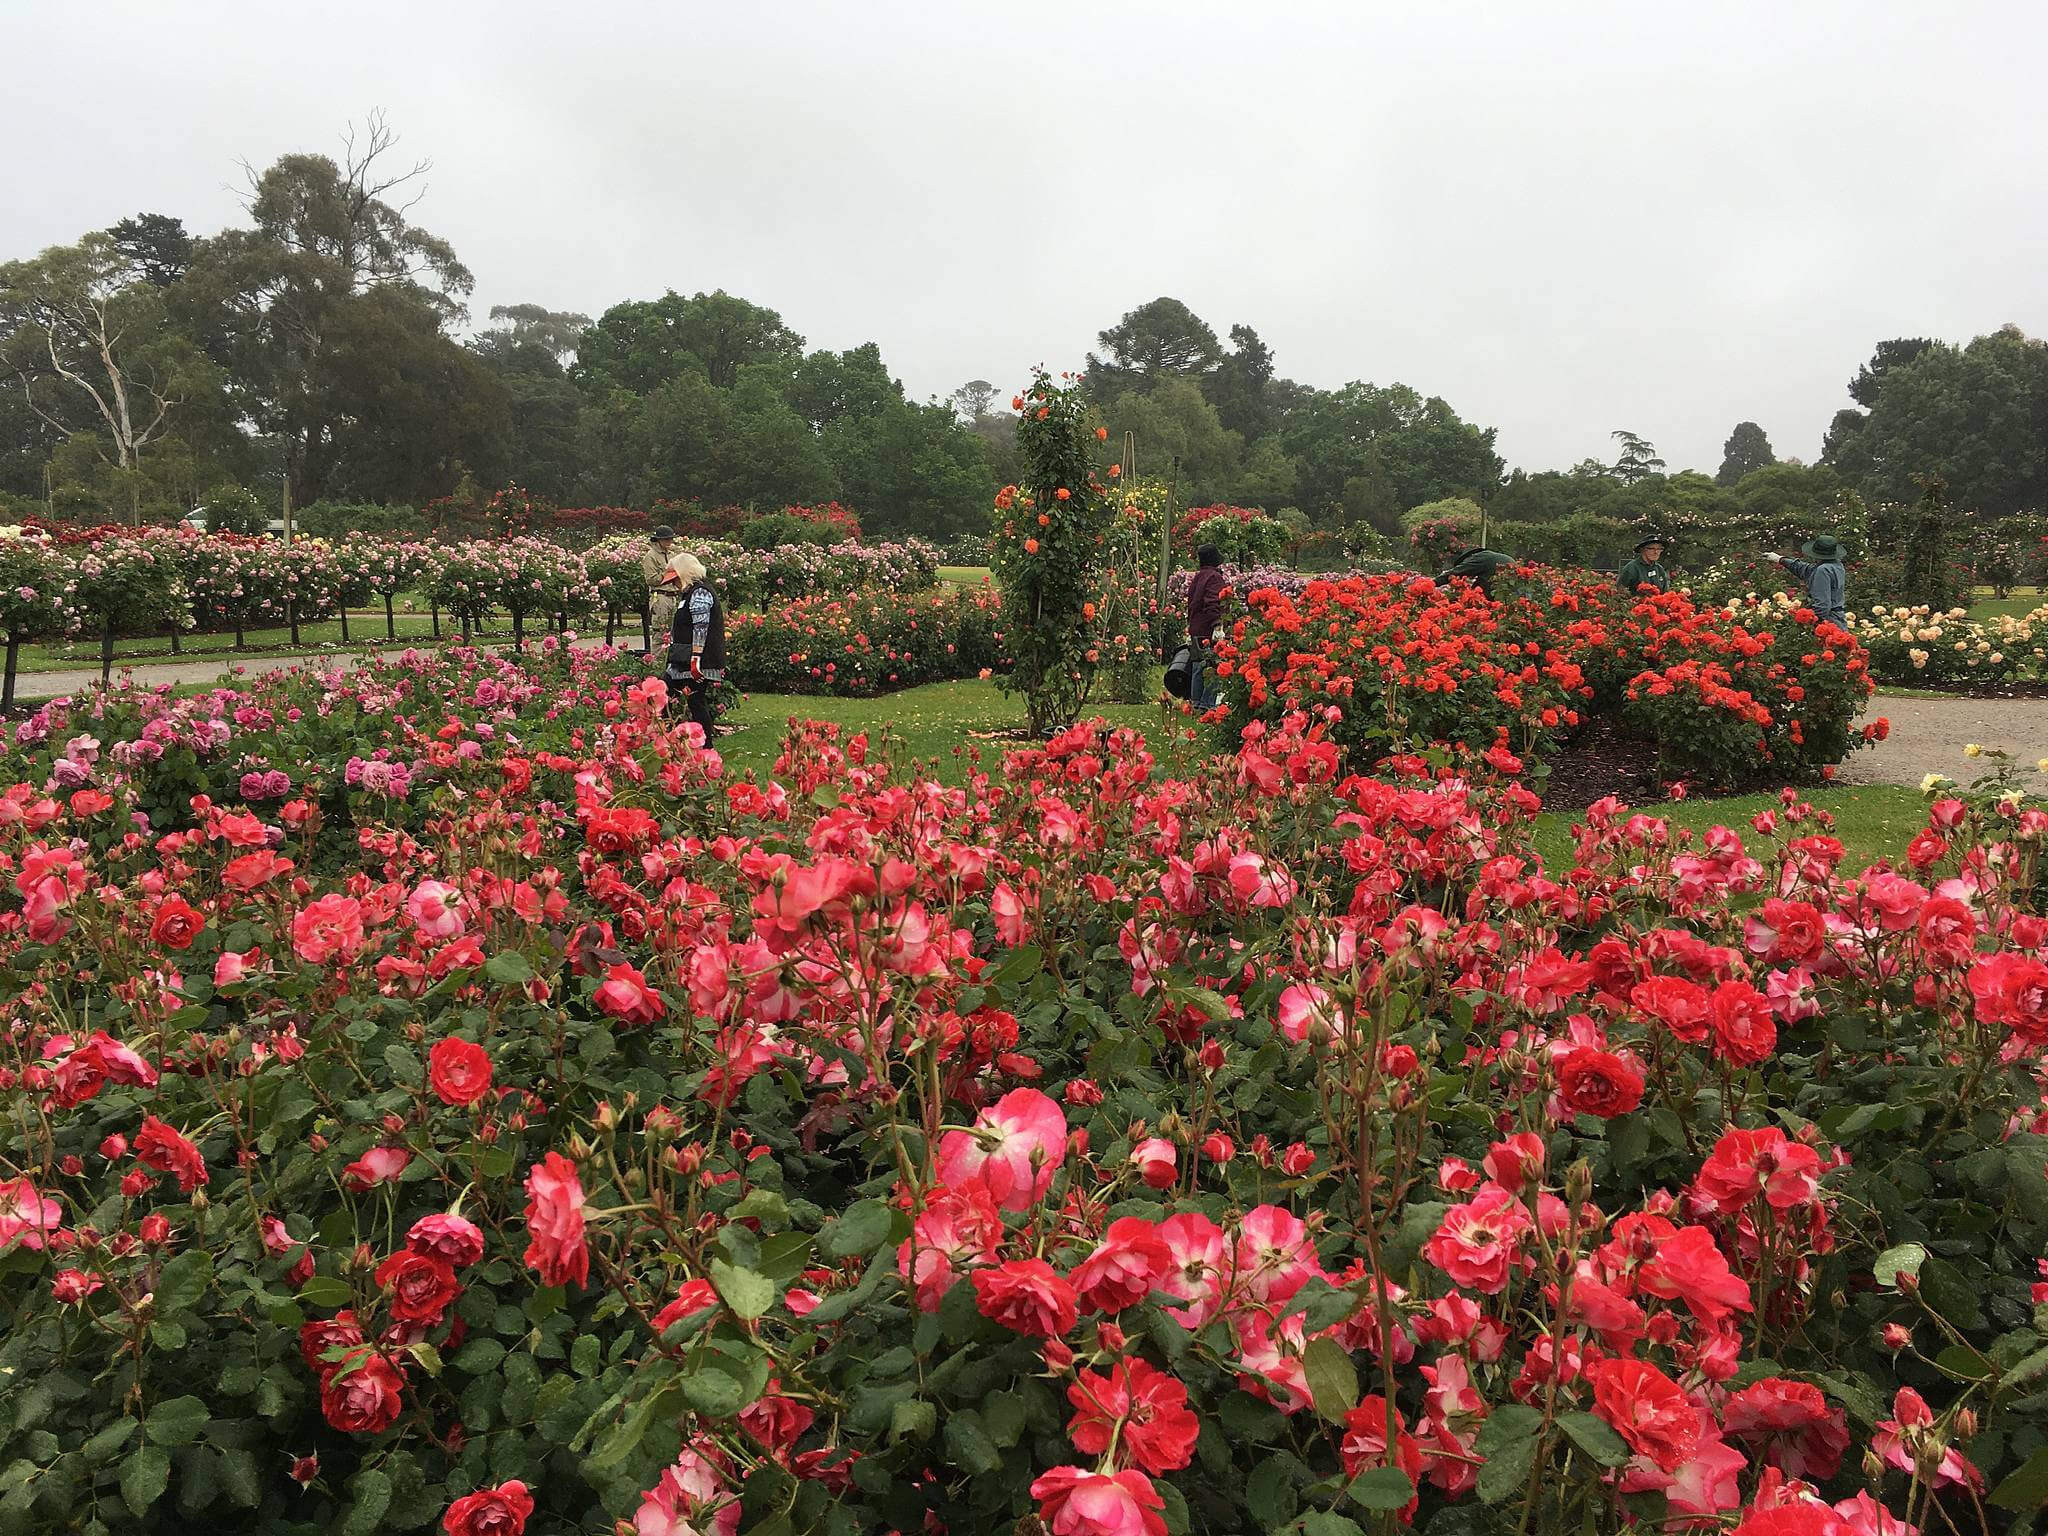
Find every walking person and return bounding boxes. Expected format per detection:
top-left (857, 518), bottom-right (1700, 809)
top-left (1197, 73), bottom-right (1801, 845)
top-left (1616, 532), bottom-right (1672, 593)
top-left (1766, 534), bottom-right (1848, 626)
top-left (641, 525), bottom-right (678, 658)
top-left (1184, 545), bottom-right (1229, 711)
top-left (662, 550), bottom-right (725, 739)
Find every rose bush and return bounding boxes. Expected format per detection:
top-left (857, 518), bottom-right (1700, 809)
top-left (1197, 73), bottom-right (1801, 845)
top-left (0, 640), bottom-right (2045, 1534)
top-left (1215, 566), bottom-right (1883, 790)
top-left (726, 584), bottom-right (1005, 696)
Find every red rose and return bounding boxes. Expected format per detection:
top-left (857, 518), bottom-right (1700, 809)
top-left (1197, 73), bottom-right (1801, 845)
top-left (134, 1115), bottom-right (208, 1192)
top-left (1708, 982), bottom-right (1776, 1066)
top-left (1557, 1048), bottom-right (1645, 1120)
top-left (521, 1152), bottom-right (589, 1288)
top-left (299, 1310), bottom-right (365, 1375)
top-left (149, 895), bottom-right (204, 951)
top-left (428, 1037), bottom-right (493, 1107)
top-left (971, 1258), bottom-right (1078, 1339)
top-left (320, 1346), bottom-right (405, 1434)
top-left (1067, 1359), bottom-right (1199, 1475)
top-left (441, 1480), bottom-right (534, 1536)
top-left (593, 962), bottom-right (666, 1027)
top-left (1029, 1466), bottom-right (1167, 1536)
top-left (1635, 1225), bottom-right (1752, 1325)
top-left (1590, 1356), bottom-right (1698, 1472)
top-left (1070, 1217), bottom-right (1171, 1315)
top-left (373, 1249), bottom-right (462, 1325)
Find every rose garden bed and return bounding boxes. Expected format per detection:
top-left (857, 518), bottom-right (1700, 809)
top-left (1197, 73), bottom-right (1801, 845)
top-left (0, 643), bottom-right (2045, 1534)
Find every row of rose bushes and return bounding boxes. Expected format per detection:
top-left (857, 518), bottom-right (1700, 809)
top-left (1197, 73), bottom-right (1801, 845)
top-left (726, 583), bottom-right (1007, 696)
top-left (1840, 601), bottom-right (2048, 690)
top-left (1212, 565), bottom-right (1885, 790)
top-left (0, 642), bottom-right (2045, 1534)
top-left (0, 524), bottom-right (937, 651)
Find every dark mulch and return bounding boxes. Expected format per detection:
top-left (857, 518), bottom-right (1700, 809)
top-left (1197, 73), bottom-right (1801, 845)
top-left (1529, 715), bottom-right (1669, 812)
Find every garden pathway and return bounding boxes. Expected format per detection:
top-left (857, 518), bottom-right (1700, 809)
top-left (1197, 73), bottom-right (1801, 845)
top-left (1842, 694), bottom-right (2048, 793)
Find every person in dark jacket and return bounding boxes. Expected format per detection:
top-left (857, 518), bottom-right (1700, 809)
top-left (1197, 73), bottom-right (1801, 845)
top-left (661, 550), bottom-right (725, 738)
top-left (1435, 542), bottom-right (1516, 596)
top-left (1616, 533), bottom-right (1671, 593)
top-left (1185, 545), bottom-right (1229, 709)
top-left (1767, 535), bottom-right (1848, 626)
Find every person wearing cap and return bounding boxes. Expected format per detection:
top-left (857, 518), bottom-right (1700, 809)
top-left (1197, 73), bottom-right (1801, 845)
top-left (661, 549), bottom-right (725, 739)
top-left (1435, 540), bottom-right (1516, 597)
top-left (1766, 534), bottom-right (1848, 626)
top-left (1616, 533), bottom-right (1671, 594)
top-left (641, 526), bottom-right (677, 657)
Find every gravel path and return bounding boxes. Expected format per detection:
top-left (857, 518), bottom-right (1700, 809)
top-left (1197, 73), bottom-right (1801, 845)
top-left (1840, 693), bottom-right (2048, 792)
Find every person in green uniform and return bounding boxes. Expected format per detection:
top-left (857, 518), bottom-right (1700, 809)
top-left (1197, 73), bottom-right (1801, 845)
top-left (1616, 533), bottom-right (1671, 594)
top-left (1434, 542), bottom-right (1516, 596)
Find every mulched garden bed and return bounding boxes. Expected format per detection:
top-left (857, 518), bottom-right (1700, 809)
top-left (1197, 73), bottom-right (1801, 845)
top-left (1529, 713), bottom-right (1670, 812)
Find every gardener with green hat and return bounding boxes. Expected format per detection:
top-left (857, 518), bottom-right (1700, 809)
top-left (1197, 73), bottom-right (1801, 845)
top-left (1766, 534), bottom-right (1848, 626)
top-left (1616, 532), bottom-right (1671, 594)
top-left (1435, 539), bottom-right (1517, 597)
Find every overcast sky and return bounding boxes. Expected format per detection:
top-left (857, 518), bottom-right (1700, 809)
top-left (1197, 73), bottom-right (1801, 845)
top-left (6, 0), bottom-right (2045, 474)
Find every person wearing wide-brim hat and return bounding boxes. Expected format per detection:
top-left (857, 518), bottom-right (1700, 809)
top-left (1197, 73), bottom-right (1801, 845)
top-left (1617, 532), bottom-right (1671, 594)
top-left (1766, 534), bottom-right (1848, 626)
top-left (641, 525), bottom-right (679, 657)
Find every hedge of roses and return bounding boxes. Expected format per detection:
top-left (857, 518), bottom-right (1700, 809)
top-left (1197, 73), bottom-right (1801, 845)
top-left (1174, 505), bottom-right (1291, 568)
top-left (2, 643), bottom-right (2048, 1536)
top-left (1843, 602), bottom-right (2048, 691)
top-left (726, 584), bottom-right (1006, 696)
top-left (1216, 566), bottom-right (1885, 791)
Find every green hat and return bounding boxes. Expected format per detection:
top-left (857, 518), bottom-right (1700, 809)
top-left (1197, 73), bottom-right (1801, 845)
top-left (1635, 531), bottom-right (1666, 553)
top-left (1801, 534), bottom-right (1843, 560)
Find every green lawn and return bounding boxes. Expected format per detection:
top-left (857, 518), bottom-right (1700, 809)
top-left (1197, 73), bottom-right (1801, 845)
top-left (708, 678), bottom-right (1928, 870)
top-left (936, 565), bottom-right (994, 587)
top-left (1967, 585), bottom-right (2045, 623)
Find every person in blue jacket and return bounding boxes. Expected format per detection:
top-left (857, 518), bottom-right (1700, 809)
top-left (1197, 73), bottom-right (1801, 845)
top-left (1766, 534), bottom-right (1848, 626)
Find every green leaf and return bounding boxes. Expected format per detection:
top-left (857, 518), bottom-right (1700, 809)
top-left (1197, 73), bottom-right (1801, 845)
top-left (1298, 1517), bottom-right (1366, 1536)
top-left (120, 1446), bottom-right (171, 1517)
top-left (1476, 1433), bottom-right (1539, 1504)
top-left (817, 1200), bottom-right (893, 1258)
top-left (679, 1364), bottom-right (747, 1417)
top-left (1921, 1256), bottom-right (1986, 1331)
top-left (943, 1412), bottom-right (1002, 1475)
top-left (341, 1469), bottom-right (392, 1536)
top-left (1557, 1410), bottom-right (1631, 1468)
top-left (155, 1250), bottom-right (213, 1314)
top-left (1872, 1242), bottom-right (1928, 1289)
top-left (1934, 1344), bottom-right (1995, 1383)
top-left (991, 944), bottom-right (1043, 986)
top-left (1991, 1446), bottom-right (2048, 1511)
top-left (1246, 1456), bottom-right (1298, 1528)
top-left (588, 1382), bottom-right (678, 1471)
top-left (1303, 1338), bottom-right (1359, 1426)
top-left (143, 1396), bottom-right (210, 1447)
top-left (1346, 1465), bottom-right (1417, 1512)
top-left (889, 1399), bottom-right (936, 1444)
top-left (296, 1274), bottom-right (353, 1309)
top-left (484, 951), bottom-right (533, 986)
top-left (729, 1188), bottom-right (789, 1230)
top-left (453, 1338), bottom-right (507, 1375)
top-left (82, 1418), bottom-right (137, 1465)
top-left (709, 1259), bottom-right (776, 1321)
top-left (1474, 1402), bottom-right (1543, 1454)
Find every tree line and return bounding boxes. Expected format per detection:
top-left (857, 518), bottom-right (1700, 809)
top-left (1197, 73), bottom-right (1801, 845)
top-left (4, 118), bottom-right (2042, 544)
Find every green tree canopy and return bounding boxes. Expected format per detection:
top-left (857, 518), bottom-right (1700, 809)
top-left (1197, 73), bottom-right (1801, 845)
top-left (574, 289), bottom-right (803, 395)
top-left (1715, 420), bottom-right (1776, 486)
top-left (1086, 297), bottom-right (1222, 398)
